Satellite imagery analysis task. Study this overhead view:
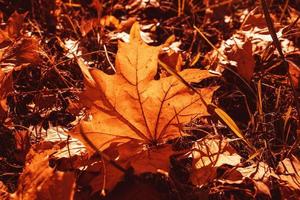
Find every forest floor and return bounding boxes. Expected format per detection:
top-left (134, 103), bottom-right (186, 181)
top-left (0, 0), bottom-right (300, 199)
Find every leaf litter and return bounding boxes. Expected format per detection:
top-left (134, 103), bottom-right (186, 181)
top-left (0, 0), bottom-right (299, 199)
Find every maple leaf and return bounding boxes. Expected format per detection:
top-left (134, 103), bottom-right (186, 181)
top-left (72, 22), bottom-right (217, 152)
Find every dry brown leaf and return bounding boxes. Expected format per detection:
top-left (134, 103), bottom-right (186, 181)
top-left (241, 13), bottom-right (269, 30)
top-left (0, 181), bottom-right (9, 200)
top-left (90, 0), bottom-right (103, 17)
top-left (276, 155), bottom-right (300, 198)
top-left (219, 158), bottom-right (300, 199)
top-left (237, 162), bottom-right (274, 182)
top-left (72, 22), bottom-right (217, 152)
top-left (190, 136), bottom-right (241, 186)
top-left (216, 178), bottom-right (270, 199)
top-left (11, 38), bottom-right (42, 65)
top-left (100, 15), bottom-right (120, 29)
top-left (118, 17), bottom-right (137, 32)
top-left (0, 69), bottom-right (13, 120)
top-left (80, 19), bottom-right (94, 37)
top-left (88, 141), bottom-right (175, 193)
top-left (220, 161), bottom-right (275, 198)
top-left (14, 131), bottom-right (31, 163)
top-left (12, 146), bottom-right (76, 200)
top-left (43, 128), bottom-right (88, 170)
top-left (0, 37), bottom-right (42, 120)
top-left (7, 12), bottom-right (27, 39)
top-left (288, 59), bottom-right (300, 89)
top-left (226, 40), bottom-right (255, 82)
top-left (0, 11), bottom-right (27, 43)
top-left (159, 50), bottom-right (183, 77)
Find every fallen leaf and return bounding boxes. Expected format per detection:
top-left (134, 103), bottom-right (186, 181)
top-left (0, 37), bottom-right (42, 121)
top-left (220, 161), bottom-right (275, 198)
top-left (0, 11), bottom-right (27, 43)
top-left (100, 15), bottom-right (120, 29)
top-left (14, 130), bottom-right (30, 163)
top-left (0, 181), bottom-right (9, 200)
top-left (226, 40), bottom-right (255, 82)
top-left (7, 11), bottom-right (27, 39)
top-left (118, 17), bottom-right (137, 32)
top-left (72, 22), bottom-right (217, 152)
top-left (210, 8), bottom-right (295, 74)
top-left (0, 69), bottom-right (13, 120)
top-left (288, 59), bottom-right (300, 89)
top-left (11, 37), bottom-right (42, 64)
top-left (159, 50), bottom-right (183, 77)
top-left (276, 155), bottom-right (300, 198)
top-left (43, 128), bottom-right (88, 170)
top-left (236, 162), bottom-right (275, 182)
top-left (190, 136), bottom-right (242, 186)
top-left (89, 141), bottom-right (175, 193)
top-left (12, 146), bottom-right (76, 200)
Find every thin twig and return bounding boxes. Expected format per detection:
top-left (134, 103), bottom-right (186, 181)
top-left (103, 44), bottom-right (116, 72)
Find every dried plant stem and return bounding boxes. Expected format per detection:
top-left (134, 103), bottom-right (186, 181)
top-left (260, 0), bottom-right (300, 155)
top-left (260, 0), bottom-right (300, 119)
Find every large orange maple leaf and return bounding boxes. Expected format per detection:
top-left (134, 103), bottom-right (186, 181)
top-left (71, 23), bottom-right (217, 152)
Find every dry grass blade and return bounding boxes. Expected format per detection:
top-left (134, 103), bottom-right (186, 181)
top-left (209, 105), bottom-right (255, 151)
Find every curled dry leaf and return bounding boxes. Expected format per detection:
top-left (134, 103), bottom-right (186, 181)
top-left (226, 162), bottom-right (274, 198)
top-left (80, 15), bottom-right (133, 37)
top-left (12, 147), bottom-right (76, 200)
top-left (190, 136), bottom-right (241, 186)
top-left (71, 22), bottom-right (217, 152)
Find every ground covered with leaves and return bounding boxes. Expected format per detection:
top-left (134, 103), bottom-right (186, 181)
top-left (0, 0), bottom-right (300, 199)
